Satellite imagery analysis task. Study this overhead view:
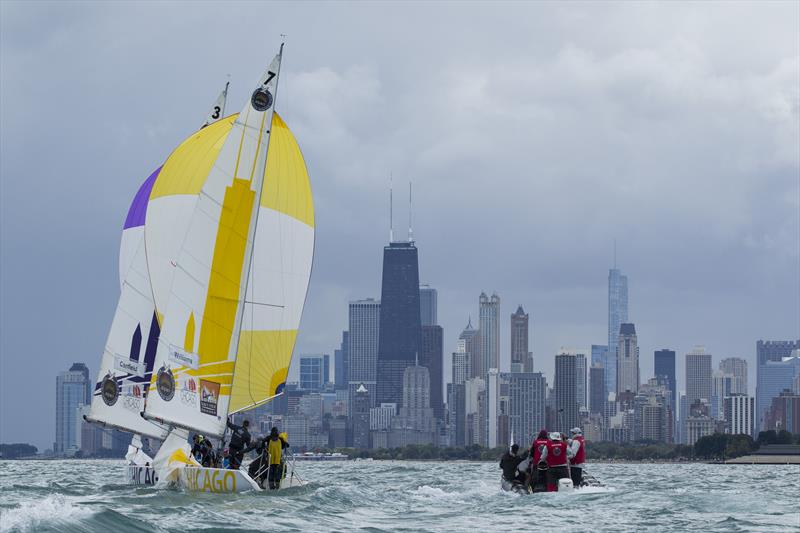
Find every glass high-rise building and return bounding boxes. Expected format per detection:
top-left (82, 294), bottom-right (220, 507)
top-left (654, 349), bottom-right (677, 409)
top-left (420, 324), bottom-right (444, 420)
top-left (719, 357), bottom-right (748, 396)
top-left (506, 372), bottom-right (547, 445)
top-left (55, 363), bottom-right (91, 455)
top-left (616, 323), bottom-right (639, 395)
top-left (348, 299), bottom-right (380, 409)
top-left (299, 354), bottom-right (329, 392)
top-left (555, 352), bottom-right (578, 432)
top-left (591, 344), bottom-right (608, 367)
top-left (459, 319), bottom-right (480, 380)
top-left (685, 346), bottom-right (712, 406)
top-left (589, 364), bottom-right (606, 415)
top-left (478, 292), bottom-right (500, 377)
top-left (419, 285), bottom-right (437, 327)
top-left (376, 241), bottom-right (422, 406)
top-left (607, 268), bottom-right (628, 397)
top-left (756, 354), bottom-right (800, 432)
top-left (510, 305), bottom-right (532, 373)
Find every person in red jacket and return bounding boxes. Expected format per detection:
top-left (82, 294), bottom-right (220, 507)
top-left (568, 427), bottom-right (586, 487)
top-left (544, 432), bottom-right (570, 491)
top-left (529, 429), bottom-right (550, 492)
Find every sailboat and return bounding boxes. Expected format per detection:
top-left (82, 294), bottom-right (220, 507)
top-left (141, 44), bottom-right (314, 493)
top-left (86, 84), bottom-right (232, 485)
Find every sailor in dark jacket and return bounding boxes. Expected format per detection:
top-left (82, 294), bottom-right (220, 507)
top-left (499, 444), bottom-right (528, 484)
top-left (226, 419), bottom-right (251, 470)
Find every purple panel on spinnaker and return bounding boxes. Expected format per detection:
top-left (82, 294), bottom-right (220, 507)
top-left (123, 166), bottom-right (162, 229)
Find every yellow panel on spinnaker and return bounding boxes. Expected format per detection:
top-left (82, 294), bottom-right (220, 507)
top-left (262, 113), bottom-right (315, 228)
top-left (230, 330), bottom-right (296, 413)
top-left (148, 112), bottom-right (313, 228)
top-left (150, 116), bottom-right (235, 200)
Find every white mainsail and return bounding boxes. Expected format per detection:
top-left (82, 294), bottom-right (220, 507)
top-left (144, 49), bottom-right (285, 437)
top-left (87, 86), bottom-right (232, 441)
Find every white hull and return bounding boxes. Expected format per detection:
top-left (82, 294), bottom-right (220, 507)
top-left (178, 464), bottom-right (304, 493)
top-left (125, 465), bottom-right (158, 485)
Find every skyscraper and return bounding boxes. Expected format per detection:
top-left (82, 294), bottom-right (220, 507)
top-left (757, 340), bottom-right (799, 367)
top-left (479, 292), bottom-right (500, 377)
top-left (574, 351), bottom-right (588, 410)
top-left (654, 349), bottom-right (677, 409)
top-left (616, 323), bottom-right (639, 395)
top-left (510, 305), bottom-right (533, 373)
top-left (351, 383), bottom-right (371, 449)
top-left (719, 357), bottom-right (748, 396)
top-left (711, 371), bottom-right (733, 420)
top-left (591, 345), bottom-right (608, 367)
top-left (685, 346), bottom-right (712, 406)
top-left (724, 395), bottom-right (754, 436)
top-left (607, 267), bottom-right (628, 397)
top-left (506, 372), bottom-right (547, 444)
top-left (420, 325), bottom-right (444, 420)
top-left (376, 241), bottom-right (422, 406)
top-left (55, 363), bottom-right (91, 455)
top-left (555, 351), bottom-right (578, 431)
top-left (756, 354), bottom-right (800, 432)
top-left (459, 319), bottom-right (480, 380)
top-left (589, 364), bottom-right (606, 415)
top-left (334, 331), bottom-right (349, 391)
top-left (348, 299), bottom-right (380, 409)
top-left (299, 354), bottom-right (329, 392)
top-left (419, 285), bottom-right (438, 327)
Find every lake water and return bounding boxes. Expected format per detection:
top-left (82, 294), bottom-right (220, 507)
top-left (1, 459), bottom-right (798, 532)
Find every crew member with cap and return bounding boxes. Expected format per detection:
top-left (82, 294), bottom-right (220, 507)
top-left (567, 427), bottom-right (586, 487)
top-left (544, 432), bottom-right (570, 492)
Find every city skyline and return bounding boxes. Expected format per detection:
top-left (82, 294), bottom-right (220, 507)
top-left (2, 2), bottom-right (799, 451)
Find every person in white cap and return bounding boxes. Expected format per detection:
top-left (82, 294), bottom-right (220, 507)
top-left (567, 427), bottom-right (586, 487)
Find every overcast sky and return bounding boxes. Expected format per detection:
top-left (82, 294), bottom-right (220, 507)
top-left (1, 1), bottom-right (798, 450)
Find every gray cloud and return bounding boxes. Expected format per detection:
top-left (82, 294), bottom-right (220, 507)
top-left (1, 1), bottom-right (797, 450)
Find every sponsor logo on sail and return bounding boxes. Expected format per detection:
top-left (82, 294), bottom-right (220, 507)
top-left (156, 366), bottom-right (175, 401)
top-left (101, 373), bottom-right (119, 406)
top-left (199, 380), bottom-right (220, 416)
top-left (251, 88), bottom-right (273, 111)
top-left (114, 356), bottom-right (146, 377)
top-left (169, 347), bottom-right (199, 370)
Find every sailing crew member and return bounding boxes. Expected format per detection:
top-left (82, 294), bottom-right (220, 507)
top-left (544, 432), bottom-right (570, 492)
top-left (500, 444), bottom-right (528, 486)
top-left (568, 427), bottom-right (586, 487)
top-left (226, 419), bottom-right (251, 470)
top-left (530, 429), bottom-right (550, 492)
top-left (266, 427), bottom-right (289, 490)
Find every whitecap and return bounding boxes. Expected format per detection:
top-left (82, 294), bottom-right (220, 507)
top-left (0, 494), bottom-right (94, 533)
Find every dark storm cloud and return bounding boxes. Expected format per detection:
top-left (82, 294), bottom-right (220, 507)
top-left (1, 1), bottom-right (797, 449)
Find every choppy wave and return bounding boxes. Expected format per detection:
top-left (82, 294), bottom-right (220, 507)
top-left (0, 459), bottom-right (798, 532)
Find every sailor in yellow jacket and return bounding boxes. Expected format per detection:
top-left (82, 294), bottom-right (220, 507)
top-left (266, 427), bottom-right (289, 490)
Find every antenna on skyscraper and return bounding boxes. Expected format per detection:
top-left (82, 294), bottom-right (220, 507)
top-left (408, 181), bottom-right (413, 242)
top-left (613, 238), bottom-right (617, 268)
top-left (389, 173), bottom-right (394, 243)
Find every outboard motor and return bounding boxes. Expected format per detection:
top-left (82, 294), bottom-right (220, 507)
top-left (558, 478), bottom-right (574, 492)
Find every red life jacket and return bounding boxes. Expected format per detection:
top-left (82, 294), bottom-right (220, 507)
top-left (532, 438), bottom-right (549, 464)
top-left (572, 435), bottom-right (586, 464)
top-left (545, 440), bottom-right (568, 467)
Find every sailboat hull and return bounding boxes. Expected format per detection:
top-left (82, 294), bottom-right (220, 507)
top-left (125, 465), bottom-right (158, 485)
top-left (178, 465), bottom-right (304, 493)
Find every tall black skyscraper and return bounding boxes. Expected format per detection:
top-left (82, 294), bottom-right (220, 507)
top-left (654, 349), bottom-right (676, 409)
top-left (376, 241), bottom-right (422, 406)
